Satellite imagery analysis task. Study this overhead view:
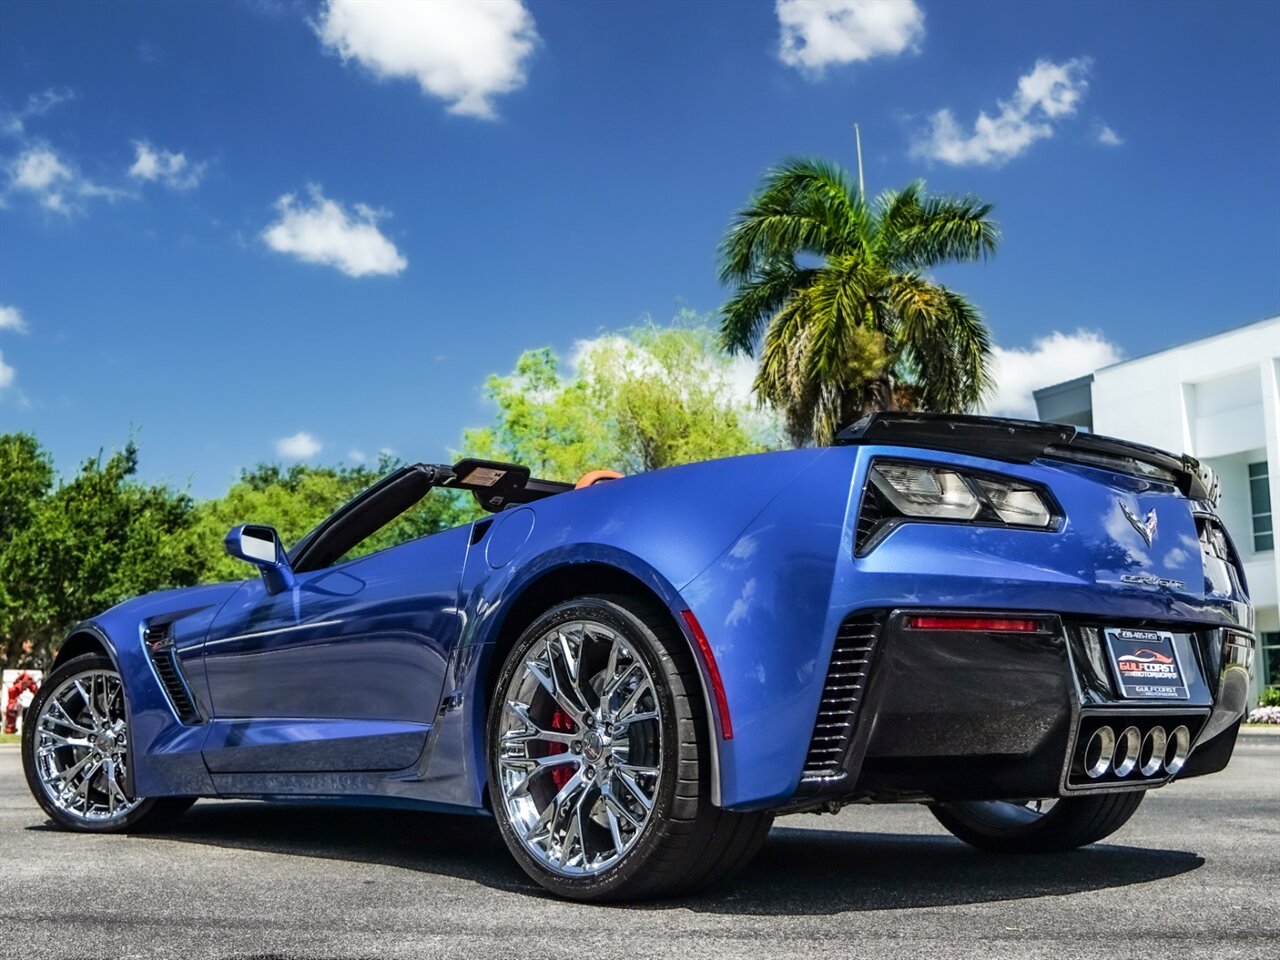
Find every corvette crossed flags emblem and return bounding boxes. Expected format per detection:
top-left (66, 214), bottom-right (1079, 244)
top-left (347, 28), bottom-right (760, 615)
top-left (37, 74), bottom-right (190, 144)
top-left (1119, 500), bottom-right (1158, 547)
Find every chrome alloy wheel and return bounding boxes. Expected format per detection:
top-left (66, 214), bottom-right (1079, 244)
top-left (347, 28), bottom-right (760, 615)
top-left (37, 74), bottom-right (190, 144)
top-left (32, 668), bottom-right (142, 823)
top-left (496, 620), bottom-right (663, 877)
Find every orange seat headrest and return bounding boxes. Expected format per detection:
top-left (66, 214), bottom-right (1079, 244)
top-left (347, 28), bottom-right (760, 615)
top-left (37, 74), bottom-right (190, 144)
top-left (575, 470), bottom-right (624, 489)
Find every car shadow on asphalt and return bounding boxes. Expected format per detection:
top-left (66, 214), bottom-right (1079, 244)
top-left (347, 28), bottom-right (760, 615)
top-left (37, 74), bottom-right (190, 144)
top-left (662, 825), bottom-right (1204, 915)
top-left (68, 802), bottom-right (1204, 915)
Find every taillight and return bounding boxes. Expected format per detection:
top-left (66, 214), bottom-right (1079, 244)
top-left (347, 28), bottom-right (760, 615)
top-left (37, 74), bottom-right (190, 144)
top-left (905, 615), bottom-right (1044, 632)
top-left (869, 461), bottom-right (1054, 526)
top-left (856, 458), bottom-right (1059, 555)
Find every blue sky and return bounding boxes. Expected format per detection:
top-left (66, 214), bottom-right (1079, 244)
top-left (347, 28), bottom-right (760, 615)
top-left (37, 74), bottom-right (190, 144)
top-left (1, 0), bottom-right (1277, 497)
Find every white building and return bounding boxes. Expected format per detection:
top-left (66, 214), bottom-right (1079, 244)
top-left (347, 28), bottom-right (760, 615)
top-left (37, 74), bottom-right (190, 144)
top-left (1034, 316), bottom-right (1280, 703)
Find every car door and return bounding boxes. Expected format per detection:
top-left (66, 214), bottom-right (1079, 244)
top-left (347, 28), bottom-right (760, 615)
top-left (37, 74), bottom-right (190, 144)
top-left (199, 521), bottom-right (471, 775)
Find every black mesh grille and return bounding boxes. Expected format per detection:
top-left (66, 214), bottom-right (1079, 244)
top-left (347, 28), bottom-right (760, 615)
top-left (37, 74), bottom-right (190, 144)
top-left (802, 613), bottom-right (881, 780)
top-left (145, 625), bottom-right (201, 724)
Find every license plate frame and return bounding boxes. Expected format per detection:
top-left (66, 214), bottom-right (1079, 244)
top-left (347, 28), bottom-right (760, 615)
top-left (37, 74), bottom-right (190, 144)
top-left (1104, 627), bottom-right (1189, 700)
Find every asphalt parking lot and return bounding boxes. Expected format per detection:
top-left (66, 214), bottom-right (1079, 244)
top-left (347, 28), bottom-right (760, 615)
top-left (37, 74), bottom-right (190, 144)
top-left (0, 734), bottom-right (1276, 960)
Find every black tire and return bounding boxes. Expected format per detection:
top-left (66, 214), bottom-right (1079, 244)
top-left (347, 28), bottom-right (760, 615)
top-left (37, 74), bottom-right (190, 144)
top-left (22, 653), bottom-right (196, 834)
top-left (929, 791), bottom-right (1146, 854)
top-left (487, 595), bottom-right (772, 901)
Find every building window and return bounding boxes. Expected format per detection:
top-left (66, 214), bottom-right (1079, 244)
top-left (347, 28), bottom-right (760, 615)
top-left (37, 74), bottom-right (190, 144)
top-left (1249, 461), bottom-right (1273, 552)
top-left (1261, 632), bottom-right (1280, 691)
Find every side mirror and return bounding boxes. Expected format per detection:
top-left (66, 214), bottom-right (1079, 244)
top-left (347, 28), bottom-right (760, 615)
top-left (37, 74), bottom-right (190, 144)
top-left (224, 524), bottom-right (296, 594)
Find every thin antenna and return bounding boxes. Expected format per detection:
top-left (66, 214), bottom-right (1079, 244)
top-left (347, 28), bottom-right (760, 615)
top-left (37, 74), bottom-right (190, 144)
top-left (854, 122), bottom-right (865, 199)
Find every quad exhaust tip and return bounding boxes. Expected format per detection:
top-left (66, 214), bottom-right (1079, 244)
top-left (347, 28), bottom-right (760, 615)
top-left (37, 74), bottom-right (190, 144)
top-left (1112, 726), bottom-right (1141, 778)
top-left (1164, 725), bottom-right (1191, 776)
top-left (1083, 722), bottom-right (1193, 780)
top-left (1139, 726), bottom-right (1167, 777)
top-left (1083, 725), bottom-right (1116, 779)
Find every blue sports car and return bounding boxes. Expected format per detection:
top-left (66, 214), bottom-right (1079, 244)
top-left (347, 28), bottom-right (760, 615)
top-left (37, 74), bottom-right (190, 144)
top-left (21, 413), bottom-right (1254, 900)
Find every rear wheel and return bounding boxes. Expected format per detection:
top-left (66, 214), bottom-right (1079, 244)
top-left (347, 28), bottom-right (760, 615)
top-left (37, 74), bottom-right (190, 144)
top-left (929, 792), bottom-right (1145, 853)
top-left (22, 654), bottom-right (195, 833)
top-left (488, 595), bottom-right (772, 901)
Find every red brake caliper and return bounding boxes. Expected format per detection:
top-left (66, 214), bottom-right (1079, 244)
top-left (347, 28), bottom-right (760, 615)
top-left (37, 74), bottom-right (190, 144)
top-left (546, 709), bottom-right (576, 792)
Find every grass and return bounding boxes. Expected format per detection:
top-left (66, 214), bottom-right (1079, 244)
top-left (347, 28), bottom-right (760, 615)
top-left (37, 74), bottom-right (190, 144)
top-left (0, 733), bottom-right (20, 745)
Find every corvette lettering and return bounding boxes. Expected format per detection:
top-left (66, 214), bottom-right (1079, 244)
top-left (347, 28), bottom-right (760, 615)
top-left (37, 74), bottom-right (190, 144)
top-left (1120, 574), bottom-right (1187, 590)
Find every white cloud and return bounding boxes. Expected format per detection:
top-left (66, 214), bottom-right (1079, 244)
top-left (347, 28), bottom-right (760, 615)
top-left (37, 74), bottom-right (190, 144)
top-left (7, 144), bottom-right (128, 215)
top-left (912, 58), bottom-right (1091, 167)
top-left (261, 185), bottom-right (407, 278)
top-left (1, 306), bottom-right (30, 403)
top-left (2, 88), bottom-right (132, 215)
top-left (10, 146), bottom-right (74, 213)
top-left (0, 304), bottom-right (29, 334)
top-left (12, 146), bottom-right (71, 192)
top-left (1, 87), bottom-right (74, 138)
top-left (347, 448), bottom-right (367, 463)
top-left (276, 431), bottom-right (322, 459)
top-left (982, 329), bottom-right (1122, 419)
top-left (1097, 124), bottom-right (1123, 146)
top-left (776, 0), bottom-right (924, 74)
top-left (129, 141), bottom-right (205, 189)
top-left (316, 0), bottom-right (539, 119)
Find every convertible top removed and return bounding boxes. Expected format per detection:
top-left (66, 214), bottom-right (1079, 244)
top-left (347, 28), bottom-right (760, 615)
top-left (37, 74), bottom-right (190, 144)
top-left (287, 457), bottom-right (575, 573)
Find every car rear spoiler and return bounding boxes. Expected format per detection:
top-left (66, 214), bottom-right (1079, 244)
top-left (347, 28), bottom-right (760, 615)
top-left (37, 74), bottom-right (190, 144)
top-left (836, 412), bottom-right (1219, 505)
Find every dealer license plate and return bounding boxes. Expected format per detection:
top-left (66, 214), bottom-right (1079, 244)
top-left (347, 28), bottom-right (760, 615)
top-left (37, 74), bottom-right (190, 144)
top-left (1104, 628), bottom-right (1189, 700)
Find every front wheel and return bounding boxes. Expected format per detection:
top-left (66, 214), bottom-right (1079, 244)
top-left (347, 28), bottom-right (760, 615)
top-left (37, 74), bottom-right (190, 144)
top-left (929, 792), bottom-right (1145, 854)
top-left (22, 653), bottom-right (195, 833)
top-left (488, 595), bottom-right (772, 901)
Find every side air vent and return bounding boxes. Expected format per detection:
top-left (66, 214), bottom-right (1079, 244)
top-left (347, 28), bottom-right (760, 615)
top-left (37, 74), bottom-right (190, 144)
top-left (854, 481), bottom-right (889, 556)
top-left (802, 614), bottom-right (881, 780)
top-left (144, 624), bottom-right (202, 724)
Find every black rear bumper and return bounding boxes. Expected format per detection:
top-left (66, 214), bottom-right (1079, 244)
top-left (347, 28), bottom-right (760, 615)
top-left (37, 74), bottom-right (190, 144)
top-left (785, 610), bottom-right (1252, 809)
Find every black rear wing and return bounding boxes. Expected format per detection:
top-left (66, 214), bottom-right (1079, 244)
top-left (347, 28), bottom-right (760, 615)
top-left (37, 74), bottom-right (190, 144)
top-left (836, 413), bottom-right (1218, 504)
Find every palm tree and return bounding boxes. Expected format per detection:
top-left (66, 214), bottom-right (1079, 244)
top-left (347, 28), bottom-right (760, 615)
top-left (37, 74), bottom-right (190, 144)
top-left (718, 157), bottom-right (1000, 446)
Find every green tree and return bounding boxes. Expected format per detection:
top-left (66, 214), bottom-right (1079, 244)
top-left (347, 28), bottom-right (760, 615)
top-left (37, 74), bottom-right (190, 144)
top-left (0, 433), bottom-right (53, 543)
top-left (0, 440), bottom-right (200, 668)
top-left (0, 434), bottom-right (56, 669)
top-left (463, 348), bottom-right (614, 481)
top-left (463, 317), bottom-right (782, 482)
top-left (718, 157), bottom-right (999, 445)
top-left (580, 323), bottom-right (782, 472)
